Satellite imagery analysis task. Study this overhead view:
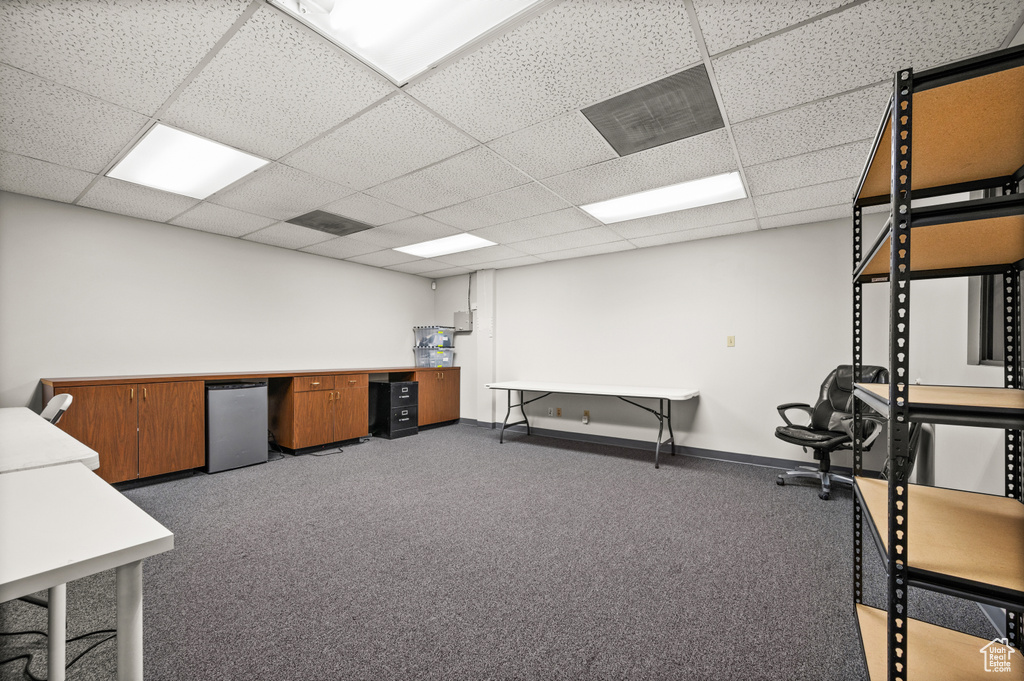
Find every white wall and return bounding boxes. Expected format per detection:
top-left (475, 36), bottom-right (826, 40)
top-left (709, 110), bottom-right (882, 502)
top-left (0, 191), bottom-right (435, 409)
top-left (436, 213), bottom-right (1005, 493)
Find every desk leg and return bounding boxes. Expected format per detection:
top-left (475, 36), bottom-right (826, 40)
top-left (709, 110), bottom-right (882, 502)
top-left (48, 584), bottom-right (66, 681)
top-left (654, 399), bottom-right (665, 469)
top-left (117, 560), bottom-right (143, 681)
top-left (666, 400), bottom-right (675, 456)
top-left (499, 389), bottom-right (511, 443)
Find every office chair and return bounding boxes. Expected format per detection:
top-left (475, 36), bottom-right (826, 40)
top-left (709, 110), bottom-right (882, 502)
top-left (40, 393), bottom-right (73, 425)
top-left (774, 365), bottom-right (887, 500)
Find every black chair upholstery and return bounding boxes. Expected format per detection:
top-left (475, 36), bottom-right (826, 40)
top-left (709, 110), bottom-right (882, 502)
top-left (774, 365), bottom-right (887, 500)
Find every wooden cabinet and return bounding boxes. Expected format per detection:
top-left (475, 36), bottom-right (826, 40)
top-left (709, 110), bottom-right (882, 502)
top-left (49, 381), bottom-right (204, 484)
top-left (414, 368), bottom-right (460, 426)
top-left (270, 373), bottom-right (368, 450)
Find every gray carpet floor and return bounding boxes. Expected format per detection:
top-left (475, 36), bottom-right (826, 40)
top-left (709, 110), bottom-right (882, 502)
top-left (1, 424), bottom-right (994, 680)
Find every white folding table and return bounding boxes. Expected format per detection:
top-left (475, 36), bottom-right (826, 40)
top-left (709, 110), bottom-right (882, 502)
top-left (0, 408), bottom-right (173, 681)
top-left (486, 381), bottom-right (699, 468)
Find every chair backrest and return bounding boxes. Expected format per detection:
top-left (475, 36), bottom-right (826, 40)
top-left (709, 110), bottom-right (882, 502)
top-left (40, 393), bottom-right (73, 425)
top-left (810, 365), bottom-right (887, 432)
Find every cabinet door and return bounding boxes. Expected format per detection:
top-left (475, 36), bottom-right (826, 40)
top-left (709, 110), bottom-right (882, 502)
top-left (414, 371), bottom-right (443, 426)
top-left (54, 384), bottom-right (138, 483)
top-left (138, 381), bottom-right (205, 478)
top-left (293, 391), bottom-right (333, 449)
top-left (334, 386), bottom-right (368, 441)
top-left (435, 369), bottom-right (461, 422)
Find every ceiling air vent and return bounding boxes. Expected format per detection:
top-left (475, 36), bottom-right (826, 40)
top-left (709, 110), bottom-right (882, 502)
top-left (582, 64), bottom-right (724, 157)
top-left (286, 210), bottom-right (374, 237)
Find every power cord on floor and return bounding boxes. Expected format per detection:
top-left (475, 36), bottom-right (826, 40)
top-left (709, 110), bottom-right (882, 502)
top-left (0, 629), bottom-right (116, 680)
top-left (267, 429), bottom-right (284, 462)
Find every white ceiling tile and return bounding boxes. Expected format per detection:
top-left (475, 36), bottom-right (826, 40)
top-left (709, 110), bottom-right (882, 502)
top-left (731, 83), bottom-right (890, 166)
top-left (0, 65), bottom-right (147, 173)
top-left (347, 215), bottom-right (461, 249)
top-left (0, 0), bottom-right (251, 115)
top-left (242, 222), bottom-right (335, 249)
top-left (487, 255), bottom-right (545, 269)
top-left (753, 178), bottom-right (857, 217)
top-left (608, 198), bottom-right (755, 239)
top-left (488, 111), bottom-right (617, 179)
top-left (537, 240), bottom-right (636, 261)
top-left (426, 182), bottom-right (569, 230)
top-left (346, 249), bottom-right (421, 267)
top-left (299, 236), bottom-right (381, 259)
top-left (162, 6), bottom-right (392, 159)
top-left (385, 259), bottom-right (449, 274)
top-left (78, 177), bottom-right (198, 223)
top-left (693, 0), bottom-right (856, 55)
top-left (469, 207), bottom-right (597, 244)
top-left (0, 151), bottom-right (94, 203)
top-left (170, 202), bottom-right (275, 238)
top-left (417, 266), bottom-right (472, 279)
top-left (758, 205), bottom-right (851, 230)
top-left (513, 226), bottom-right (623, 255)
top-left (319, 192), bottom-right (414, 226)
top-left (286, 94), bottom-right (475, 190)
top-left (745, 140), bottom-right (872, 196)
top-left (210, 163), bottom-right (353, 221)
top-left (406, 0), bottom-right (701, 141)
top-left (713, 0), bottom-right (1020, 123)
top-left (366, 146), bottom-right (531, 214)
top-left (541, 128), bottom-right (736, 205)
top-left (433, 244), bottom-right (528, 268)
top-left (628, 220), bottom-right (758, 248)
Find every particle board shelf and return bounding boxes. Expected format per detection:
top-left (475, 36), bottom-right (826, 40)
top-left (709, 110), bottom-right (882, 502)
top-left (853, 195), bottom-right (1024, 283)
top-left (856, 60), bottom-right (1024, 205)
top-left (854, 383), bottom-right (1024, 429)
top-left (855, 477), bottom-right (1024, 609)
top-left (856, 604), bottom-right (1023, 680)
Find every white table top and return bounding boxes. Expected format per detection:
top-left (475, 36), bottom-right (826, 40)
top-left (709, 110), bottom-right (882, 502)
top-left (0, 407), bottom-right (100, 473)
top-left (486, 381), bottom-right (699, 401)
top-left (0, 462), bottom-right (173, 602)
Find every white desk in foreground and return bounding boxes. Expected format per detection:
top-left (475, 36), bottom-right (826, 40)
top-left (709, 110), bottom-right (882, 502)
top-left (0, 463), bottom-right (173, 681)
top-left (486, 381), bottom-right (699, 468)
top-left (0, 407), bottom-right (100, 473)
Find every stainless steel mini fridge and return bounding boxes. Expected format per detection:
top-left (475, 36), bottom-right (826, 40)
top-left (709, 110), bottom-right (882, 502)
top-left (206, 382), bottom-right (268, 473)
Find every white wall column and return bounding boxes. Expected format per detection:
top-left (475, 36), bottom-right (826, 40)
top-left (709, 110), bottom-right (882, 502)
top-left (474, 269), bottom-right (497, 427)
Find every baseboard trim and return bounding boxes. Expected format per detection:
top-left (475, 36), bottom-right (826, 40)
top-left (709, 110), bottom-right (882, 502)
top-left (464, 421), bottom-right (878, 474)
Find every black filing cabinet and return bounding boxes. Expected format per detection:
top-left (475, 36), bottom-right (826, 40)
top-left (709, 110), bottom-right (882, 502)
top-left (369, 381), bottom-right (418, 439)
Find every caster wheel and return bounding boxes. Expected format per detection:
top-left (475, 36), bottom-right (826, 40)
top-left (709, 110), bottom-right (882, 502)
top-left (776, 477), bottom-right (785, 486)
top-left (819, 492), bottom-right (830, 500)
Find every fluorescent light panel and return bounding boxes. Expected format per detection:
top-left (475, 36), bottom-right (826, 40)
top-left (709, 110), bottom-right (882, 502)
top-left (580, 172), bottom-right (747, 225)
top-left (271, 0), bottom-right (543, 84)
top-left (394, 233), bottom-right (495, 258)
top-left (107, 124), bottom-right (268, 199)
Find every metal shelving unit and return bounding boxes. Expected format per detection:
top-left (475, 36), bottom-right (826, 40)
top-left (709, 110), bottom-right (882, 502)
top-left (850, 44), bottom-right (1024, 681)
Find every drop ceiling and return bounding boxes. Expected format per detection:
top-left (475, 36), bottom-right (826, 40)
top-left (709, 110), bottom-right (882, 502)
top-left (1, 0), bottom-right (1021, 279)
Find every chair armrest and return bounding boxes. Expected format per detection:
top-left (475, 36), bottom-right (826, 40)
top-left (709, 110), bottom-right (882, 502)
top-left (838, 413), bottom-right (886, 448)
top-left (777, 403), bottom-right (812, 427)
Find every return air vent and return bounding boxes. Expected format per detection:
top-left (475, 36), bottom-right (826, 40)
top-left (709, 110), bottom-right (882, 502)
top-left (582, 64), bottom-right (724, 157)
top-left (286, 210), bottom-right (374, 237)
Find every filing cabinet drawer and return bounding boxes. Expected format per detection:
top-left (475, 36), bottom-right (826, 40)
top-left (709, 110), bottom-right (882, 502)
top-left (293, 375), bottom-right (335, 392)
top-left (389, 405), bottom-right (417, 430)
top-left (388, 381), bottom-right (417, 405)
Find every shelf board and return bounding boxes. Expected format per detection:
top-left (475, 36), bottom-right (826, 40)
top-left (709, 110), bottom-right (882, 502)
top-left (854, 195), bottom-right (1024, 283)
top-left (856, 477), bottom-right (1024, 609)
top-left (856, 604), bottom-right (1023, 680)
top-left (855, 383), bottom-right (1024, 429)
top-left (856, 61), bottom-right (1024, 204)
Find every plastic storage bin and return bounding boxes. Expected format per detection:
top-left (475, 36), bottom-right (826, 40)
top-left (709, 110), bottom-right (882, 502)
top-left (414, 347), bottom-right (455, 368)
top-left (414, 326), bottom-right (455, 348)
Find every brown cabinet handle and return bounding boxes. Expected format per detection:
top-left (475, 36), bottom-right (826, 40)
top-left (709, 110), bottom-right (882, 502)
top-left (143, 387), bottom-right (147, 399)
top-left (310, 382), bottom-right (320, 386)
top-left (130, 388), bottom-right (134, 400)
top-left (329, 392), bottom-right (334, 401)
top-left (348, 379), bottom-right (357, 385)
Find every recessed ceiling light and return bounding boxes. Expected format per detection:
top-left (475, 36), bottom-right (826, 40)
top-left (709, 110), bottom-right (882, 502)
top-left (394, 233), bottom-right (496, 258)
top-left (580, 172), bottom-right (747, 225)
top-left (106, 124), bottom-right (269, 199)
top-left (269, 0), bottom-right (544, 84)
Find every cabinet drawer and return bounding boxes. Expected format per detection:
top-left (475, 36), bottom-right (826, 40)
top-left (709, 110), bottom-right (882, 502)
top-left (294, 375), bottom-right (335, 392)
top-left (390, 405), bottom-right (418, 430)
top-left (388, 381), bottom-right (417, 405)
top-left (335, 374), bottom-right (368, 390)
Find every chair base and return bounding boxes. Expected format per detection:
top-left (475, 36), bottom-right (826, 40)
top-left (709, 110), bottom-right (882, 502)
top-left (776, 466), bottom-right (852, 500)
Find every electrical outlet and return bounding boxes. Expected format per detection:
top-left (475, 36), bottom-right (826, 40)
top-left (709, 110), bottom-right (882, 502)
top-left (556, 407), bottom-right (562, 417)
top-left (548, 407), bottom-right (553, 416)
top-left (727, 335), bottom-right (735, 347)
top-left (583, 410), bottom-right (590, 424)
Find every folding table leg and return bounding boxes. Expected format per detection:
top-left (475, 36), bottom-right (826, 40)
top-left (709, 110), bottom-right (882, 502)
top-left (116, 560), bottom-right (143, 681)
top-left (48, 583), bottom-right (66, 681)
